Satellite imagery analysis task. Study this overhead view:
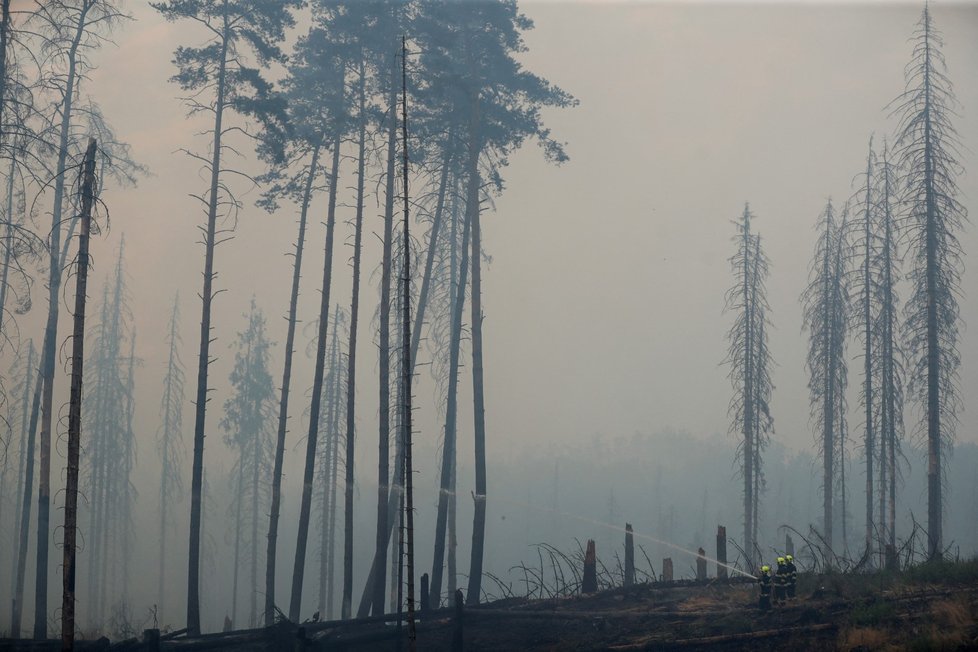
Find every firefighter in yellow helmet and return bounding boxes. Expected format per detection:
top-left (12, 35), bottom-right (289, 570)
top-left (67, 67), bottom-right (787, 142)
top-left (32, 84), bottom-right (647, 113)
top-left (785, 554), bottom-right (797, 600)
top-left (774, 557), bottom-right (788, 605)
top-left (757, 565), bottom-right (772, 610)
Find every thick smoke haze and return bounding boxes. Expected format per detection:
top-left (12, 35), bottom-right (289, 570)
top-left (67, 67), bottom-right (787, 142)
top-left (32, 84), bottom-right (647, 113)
top-left (0, 0), bottom-right (977, 636)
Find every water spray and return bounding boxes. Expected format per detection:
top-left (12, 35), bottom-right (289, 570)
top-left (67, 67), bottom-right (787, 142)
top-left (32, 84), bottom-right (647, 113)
top-left (493, 495), bottom-right (756, 579)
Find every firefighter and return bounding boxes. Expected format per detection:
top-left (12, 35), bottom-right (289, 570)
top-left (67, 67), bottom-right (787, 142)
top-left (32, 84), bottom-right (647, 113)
top-left (774, 557), bottom-right (788, 605)
top-left (785, 554), bottom-right (797, 600)
top-left (757, 565), bottom-right (772, 610)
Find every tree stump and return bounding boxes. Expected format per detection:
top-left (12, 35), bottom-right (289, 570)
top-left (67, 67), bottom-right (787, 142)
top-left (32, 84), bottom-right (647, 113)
top-left (716, 525), bottom-right (728, 579)
top-left (885, 544), bottom-right (898, 571)
top-left (582, 539), bottom-right (598, 593)
top-left (452, 589), bottom-right (465, 652)
top-left (624, 524), bottom-right (635, 587)
top-left (421, 573), bottom-right (430, 613)
top-left (142, 629), bottom-right (160, 652)
top-left (696, 548), bottom-right (707, 581)
top-left (662, 558), bottom-right (673, 582)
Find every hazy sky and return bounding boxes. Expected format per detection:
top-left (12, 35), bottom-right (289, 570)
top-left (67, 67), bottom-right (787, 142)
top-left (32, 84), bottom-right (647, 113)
top-left (58, 0), bottom-right (977, 473)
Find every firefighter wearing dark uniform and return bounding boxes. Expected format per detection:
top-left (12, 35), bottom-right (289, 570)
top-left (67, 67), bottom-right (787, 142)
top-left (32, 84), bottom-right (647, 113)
top-left (774, 557), bottom-right (788, 605)
top-left (785, 554), bottom-right (797, 600)
top-left (757, 565), bottom-right (772, 610)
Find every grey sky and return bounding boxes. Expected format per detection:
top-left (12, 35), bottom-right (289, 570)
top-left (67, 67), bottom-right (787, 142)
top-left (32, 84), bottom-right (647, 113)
top-left (68, 1), bottom-right (978, 472)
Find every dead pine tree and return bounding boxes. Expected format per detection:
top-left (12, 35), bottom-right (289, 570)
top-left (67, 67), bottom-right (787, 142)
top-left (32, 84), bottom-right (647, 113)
top-left (873, 140), bottom-right (905, 561)
top-left (724, 204), bottom-right (773, 567)
top-left (84, 240), bottom-right (136, 627)
top-left (223, 301), bottom-right (275, 628)
top-left (802, 200), bottom-right (851, 557)
top-left (316, 306), bottom-right (347, 620)
top-left (61, 137), bottom-right (97, 652)
top-left (850, 137), bottom-right (879, 561)
top-left (157, 295), bottom-right (185, 626)
top-left (398, 35), bottom-right (418, 649)
top-left (891, 4), bottom-right (966, 560)
top-left (29, 3), bottom-right (128, 636)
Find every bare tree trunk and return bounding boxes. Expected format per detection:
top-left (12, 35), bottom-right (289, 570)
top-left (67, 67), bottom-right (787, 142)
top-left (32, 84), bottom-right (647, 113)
top-left (369, 58), bottom-right (399, 618)
top-left (11, 360), bottom-right (40, 637)
top-left (188, 20), bottom-right (230, 637)
top-left (0, 156), bottom-right (15, 339)
top-left (9, 343), bottom-right (34, 603)
top-left (61, 138), bottom-right (97, 651)
top-left (250, 411), bottom-right (259, 627)
top-left (399, 38), bottom-right (417, 648)
top-left (862, 143), bottom-right (875, 561)
top-left (343, 55), bottom-right (367, 621)
top-left (357, 136), bottom-right (454, 620)
top-left (465, 90), bottom-right (488, 606)
top-left (429, 180), bottom-right (472, 608)
top-left (266, 143), bottom-right (321, 625)
top-left (883, 190), bottom-right (897, 550)
top-left (821, 212), bottom-right (835, 553)
top-left (231, 446), bottom-right (244, 628)
top-left (36, 7), bottom-right (89, 638)
top-left (922, 28), bottom-right (942, 560)
top-left (0, 0), bottom-right (11, 147)
top-left (447, 174), bottom-right (460, 599)
top-left (741, 208), bottom-right (754, 565)
top-left (318, 308), bottom-right (341, 617)
top-left (325, 355), bottom-right (341, 619)
top-left (289, 130), bottom-right (342, 622)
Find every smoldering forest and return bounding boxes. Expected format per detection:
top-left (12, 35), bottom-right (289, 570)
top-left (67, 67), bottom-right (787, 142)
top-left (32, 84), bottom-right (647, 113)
top-left (0, 1), bottom-right (977, 650)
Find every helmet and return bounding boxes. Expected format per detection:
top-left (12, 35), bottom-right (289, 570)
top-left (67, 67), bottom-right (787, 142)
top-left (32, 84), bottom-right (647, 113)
top-left (786, 555), bottom-right (793, 562)
top-left (777, 557), bottom-right (785, 565)
top-left (761, 565), bottom-right (770, 572)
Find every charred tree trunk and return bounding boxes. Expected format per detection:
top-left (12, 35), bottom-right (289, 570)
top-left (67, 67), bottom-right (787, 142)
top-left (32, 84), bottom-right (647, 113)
top-left (429, 175), bottom-right (473, 608)
top-left (624, 524), bottom-right (635, 587)
top-left (11, 360), bottom-right (41, 637)
top-left (188, 20), bottom-right (230, 637)
top-left (343, 55), bottom-right (368, 622)
top-left (400, 39), bottom-right (417, 647)
top-left (266, 143), bottom-right (321, 625)
top-left (369, 56), bottom-right (399, 618)
top-left (36, 7), bottom-right (89, 638)
top-left (61, 139), bottom-right (97, 650)
top-left (465, 94), bottom-right (488, 607)
top-left (357, 135), bottom-right (454, 619)
top-left (290, 130), bottom-right (342, 622)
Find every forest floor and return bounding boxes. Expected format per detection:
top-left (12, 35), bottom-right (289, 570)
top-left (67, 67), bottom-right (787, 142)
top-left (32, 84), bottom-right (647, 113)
top-left (2, 561), bottom-right (977, 651)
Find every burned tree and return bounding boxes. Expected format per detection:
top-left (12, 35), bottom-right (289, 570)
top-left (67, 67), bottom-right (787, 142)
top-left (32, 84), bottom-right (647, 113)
top-left (724, 204), bottom-right (773, 566)
top-left (891, 4), bottom-right (966, 560)
top-left (874, 141), bottom-right (905, 559)
top-left (802, 200), bottom-right (851, 555)
top-left (157, 294), bottom-right (185, 625)
top-left (61, 136), bottom-right (97, 651)
top-left (223, 301), bottom-right (275, 628)
top-left (83, 240), bottom-right (137, 627)
top-left (27, 1), bottom-right (128, 636)
top-left (850, 138), bottom-right (879, 559)
top-left (315, 306), bottom-right (347, 620)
